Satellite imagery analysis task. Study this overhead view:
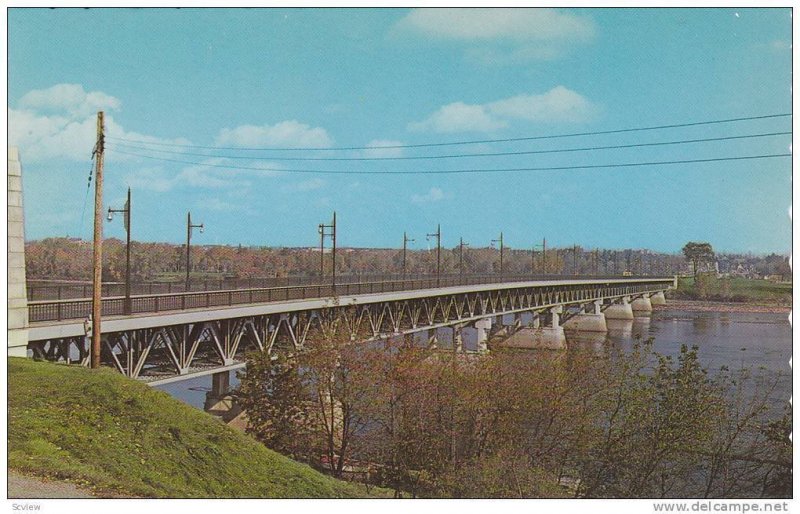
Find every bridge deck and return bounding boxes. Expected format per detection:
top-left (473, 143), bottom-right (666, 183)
top-left (28, 277), bottom-right (673, 341)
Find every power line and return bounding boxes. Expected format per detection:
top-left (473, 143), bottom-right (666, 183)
top-left (107, 148), bottom-right (791, 175)
top-left (105, 113), bottom-right (791, 152)
top-left (106, 131), bottom-right (791, 162)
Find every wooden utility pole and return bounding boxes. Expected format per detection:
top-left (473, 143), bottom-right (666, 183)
top-left (91, 111), bottom-right (105, 369)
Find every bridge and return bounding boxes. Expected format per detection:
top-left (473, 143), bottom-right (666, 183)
top-left (18, 273), bottom-right (674, 385)
top-left (7, 147), bottom-right (675, 391)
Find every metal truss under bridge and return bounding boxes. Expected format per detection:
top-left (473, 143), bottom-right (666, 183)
top-left (25, 275), bottom-right (675, 385)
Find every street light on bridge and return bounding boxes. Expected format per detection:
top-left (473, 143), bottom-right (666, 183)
top-left (458, 237), bottom-right (469, 275)
top-left (107, 187), bottom-right (132, 314)
top-left (318, 212), bottom-right (337, 291)
top-left (426, 224), bottom-right (441, 287)
top-left (402, 232), bottom-right (415, 279)
top-left (532, 237), bottom-right (546, 276)
top-left (185, 212), bottom-right (204, 291)
top-left (491, 231), bottom-right (504, 277)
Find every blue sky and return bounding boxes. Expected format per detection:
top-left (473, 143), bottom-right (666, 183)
top-left (8, 7), bottom-right (792, 254)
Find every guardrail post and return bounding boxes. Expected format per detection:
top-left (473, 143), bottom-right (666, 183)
top-left (57, 302), bottom-right (62, 321)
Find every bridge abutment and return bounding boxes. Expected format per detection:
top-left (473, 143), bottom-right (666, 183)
top-left (8, 147), bottom-right (28, 358)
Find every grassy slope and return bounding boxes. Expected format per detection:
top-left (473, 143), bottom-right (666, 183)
top-left (8, 357), bottom-right (379, 498)
top-left (676, 276), bottom-right (792, 305)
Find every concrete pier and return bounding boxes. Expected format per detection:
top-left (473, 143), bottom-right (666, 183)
top-left (564, 300), bottom-right (608, 333)
top-left (8, 147), bottom-right (28, 357)
top-left (631, 294), bottom-right (653, 313)
top-left (649, 291), bottom-right (667, 306)
top-left (604, 296), bottom-right (634, 320)
top-left (501, 306), bottom-right (566, 350)
top-left (474, 318), bottom-right (491, 352)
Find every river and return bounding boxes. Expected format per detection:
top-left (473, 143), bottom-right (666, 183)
top-left (155, 307), bottom-right (792, 412)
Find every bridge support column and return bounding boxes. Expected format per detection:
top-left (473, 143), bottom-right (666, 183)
top-left (204, 371), bottom-right (240, 421)
top-left (8, 147), bottom-right (28, 357)
top-left (564, 300), bottom-right (608, 333)
top-left (631, 293), bottom-right (653, 314)
top-left (501, 306), bottom-right (565, 350)
top-left (649, 291), bottom-right (667, 306)
top-left (474, 318), bottom-right (491, 353)
top-left (604, 296), bottom-right (634, 320)
top-left (454, 324), bottom-right (464, 353)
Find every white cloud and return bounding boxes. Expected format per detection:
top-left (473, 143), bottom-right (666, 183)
top-left (487, 86), bottom-right (598, 123)
top-left (408, 102), bottom-right (507, 133)
top-left (19, 83), bottom-right (122, 117)
top-left (396, 8), bottom-right (594, 42)
top-left (361, 139), bottom-right (405, 158)
top-left (215, 120), bottom-right (333, 148)
top-left (395, 9), bottom-right (595, 64)
top-left (411, 187), bottom-right (447, 204)
top-left (408, 86), bottom-right (597, 134)
top-left (9, 83), bottom-right (189, 163)
top-left (124, 158), bottom-right (282, 193)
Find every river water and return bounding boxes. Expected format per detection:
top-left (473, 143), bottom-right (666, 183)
top-left (155, 307), bottom-right (792, 412)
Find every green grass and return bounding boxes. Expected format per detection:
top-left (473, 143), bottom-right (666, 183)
top-left (676, 276), bottom-right (792, 305)
top-left (8, 357), bottom-right (385, 498)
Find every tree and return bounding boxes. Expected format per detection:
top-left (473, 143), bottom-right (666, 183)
top-left (234, 351), bottom-right (315, 462)
top-left (682, 242), bottom-right (715, 278)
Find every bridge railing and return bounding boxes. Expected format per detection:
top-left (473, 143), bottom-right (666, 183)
top-left (25, 271), bottom-right (676, 301)
top-left (27, 274), bottom-right (674, 323)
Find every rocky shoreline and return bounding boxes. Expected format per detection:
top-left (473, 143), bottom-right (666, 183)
top-left (657, 299), bottom-right (791, 314)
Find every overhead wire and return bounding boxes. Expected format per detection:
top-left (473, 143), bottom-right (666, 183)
top-left (104, 113), bottom-right (792, 152)
top-left (107, 130), bottom-right (791, 162)
top-left (106, 149), bottom-right (791, 175)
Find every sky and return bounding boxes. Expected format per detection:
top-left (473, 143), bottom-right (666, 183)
top-left (7, 7), bottom-right (792, 254)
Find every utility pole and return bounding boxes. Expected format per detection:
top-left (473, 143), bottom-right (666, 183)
top-left (91, 111), bottom-right (104, 369)
top-left (426, 224), bottom-right (441, 287)
top-left (107, 187), bottom-right (131, 314)
top-left (318, 212), bottom-right (336, 291)
top-left (459, 237), bottom-right (469, 275)
top-left (492, 232), bottom-right (504, 276)
top-left (185, 212), bottom-right (204, 291)
top-left (402, 232), bottom-right (415, 279)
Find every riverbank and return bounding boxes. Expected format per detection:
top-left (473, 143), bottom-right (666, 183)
top-left (658, 299), bottom-right (790, 314)
top-left (8, 358), bottom-right (386, 498)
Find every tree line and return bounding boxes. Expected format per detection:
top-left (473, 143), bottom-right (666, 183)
top-left (25, 237), bottom-right (692, 283)
top-left (235, 332), bottom-right (791, 498)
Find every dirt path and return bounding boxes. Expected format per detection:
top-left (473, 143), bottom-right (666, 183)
top-left (7, 471), bottom-right (95, 499)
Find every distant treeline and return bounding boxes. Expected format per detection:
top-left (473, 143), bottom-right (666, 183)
top-left (22, 236), bottom-right (729, 283)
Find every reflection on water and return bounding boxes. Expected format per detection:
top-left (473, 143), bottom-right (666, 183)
top-left (158, 308), bottom-right (791, 412)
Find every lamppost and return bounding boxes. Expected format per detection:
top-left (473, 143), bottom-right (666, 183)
top-left (319, 212), bottom-right (337, 291)
top-left (458, 237), bottom-right (469, 276)
top-left (107, 187), bottom-right (132, 314)
top-left (426, 224), bottom-right (441, 287)
top-left (185, 212), bottom-right (204, 291)
top-left (532, 237), bottom-right (546, 276)
top-left (491, 232), bottom-right (504, 277)
top-left (402, 232), bottom-right (415, 279)
top-left (573, 244), bottom-right (579, 276)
